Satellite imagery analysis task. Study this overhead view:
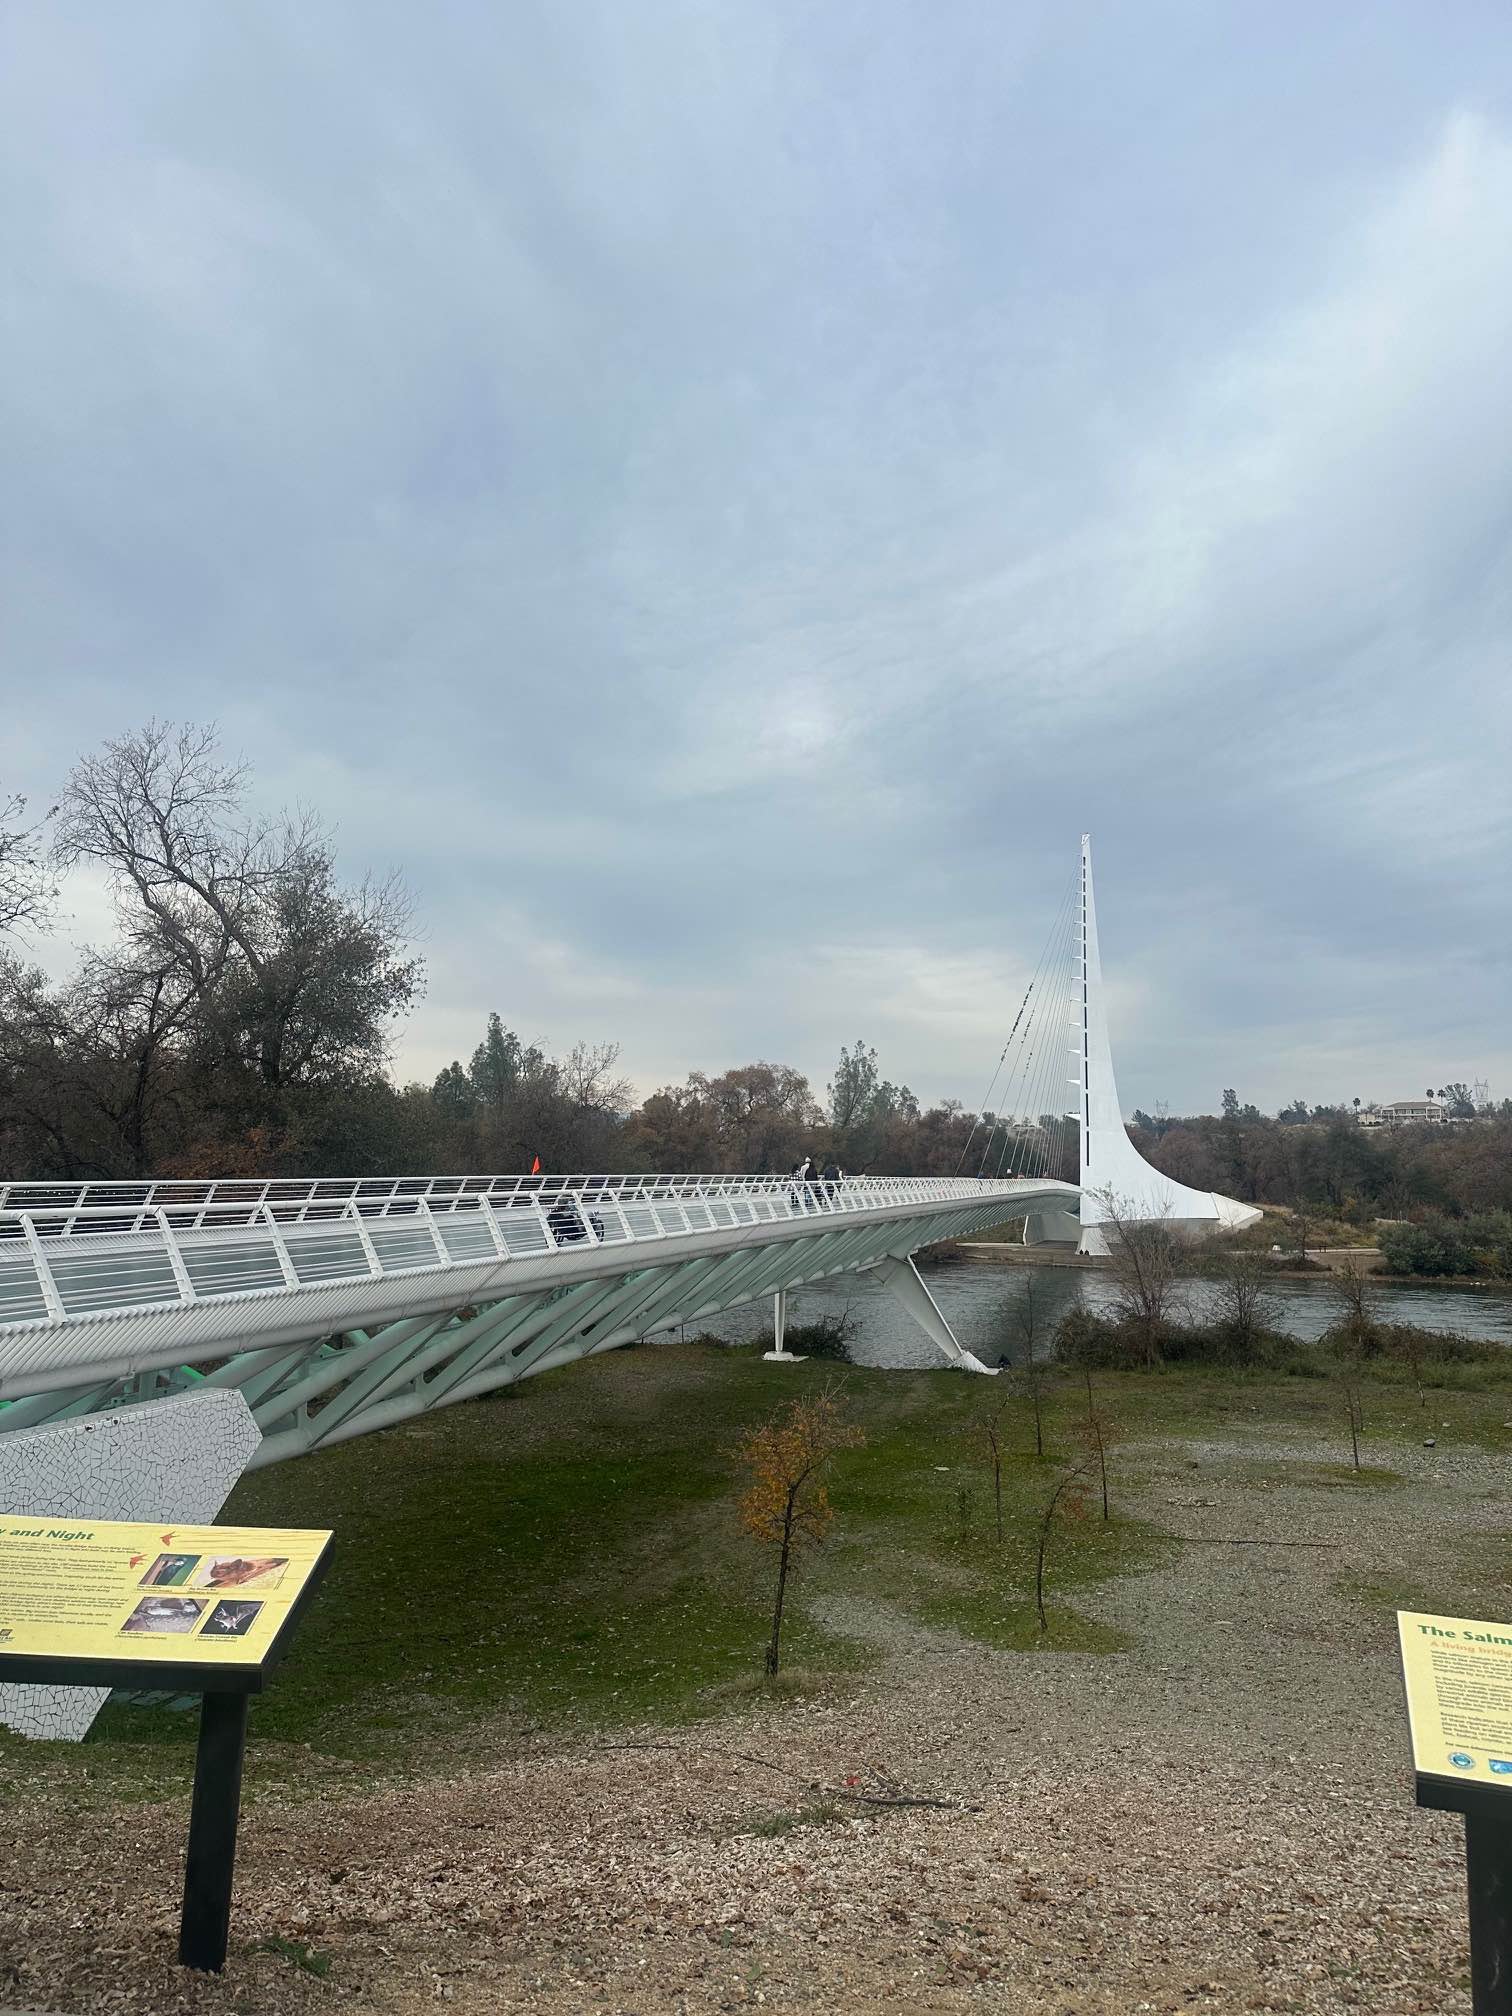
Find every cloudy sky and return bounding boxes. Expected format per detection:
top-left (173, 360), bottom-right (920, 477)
top-left (2, 2), bottom-right (1509, 1118)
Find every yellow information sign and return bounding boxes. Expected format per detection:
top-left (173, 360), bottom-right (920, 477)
top-left (1398, 1609), bottom-right (1512, 1791)
top-left (0, 1514), bottom-right (332, 1673)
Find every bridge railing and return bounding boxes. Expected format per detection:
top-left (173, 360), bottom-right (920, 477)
top-left (0, 1171), bottom-right (1020, 1225)
top-left (0, 1175), bottom-right (1041, 1333)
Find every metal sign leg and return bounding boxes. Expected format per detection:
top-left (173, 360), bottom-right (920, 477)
top-left (1467, 1813), bottom-right (1512, 2014)
top-left (178, 1690), bottom-right (250, 1972)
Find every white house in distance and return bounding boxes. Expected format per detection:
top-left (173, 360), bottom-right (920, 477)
top-left (1024, 836), bottom-right (1263, 1256)
top-left (1358, 1098), bottom-right (1447, 1129)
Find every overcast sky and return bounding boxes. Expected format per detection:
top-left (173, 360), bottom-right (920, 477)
top-left (2, 3), bottom-right (1509, 1118)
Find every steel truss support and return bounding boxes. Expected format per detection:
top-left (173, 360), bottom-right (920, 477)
top-left (3, 1189), bottom-right (1062, 1464)
top-left (872, 1255), bottom-right (995, 1374)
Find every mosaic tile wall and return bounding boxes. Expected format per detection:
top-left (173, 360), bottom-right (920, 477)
top-left (0, 1389), bottom-right (261, 1740)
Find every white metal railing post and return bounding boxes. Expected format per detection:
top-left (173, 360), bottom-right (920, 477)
top-left (155, 1210), bottom-right (198, 1306)
top-left (345, 1200), bottom-right (384, 1277)
top-left (415, 1198), bottom-right (450, 1266)
top-left (19, 1214), bottom-right (66, 1321)
top-left (258, 1203), bottom-right (301, 1289)
top-left (478, 1195), bottom-right (508, 1257)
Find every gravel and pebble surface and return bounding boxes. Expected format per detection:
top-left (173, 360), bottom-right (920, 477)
top-left (1, 1416), bottom-right (1499, 2016)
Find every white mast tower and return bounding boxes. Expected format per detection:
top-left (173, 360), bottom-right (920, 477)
top-left (1027, 836), bottom-right (1262, 1253)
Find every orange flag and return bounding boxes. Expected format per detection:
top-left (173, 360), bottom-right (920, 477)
top-left (530, 1155), bottom-right (541, 1175)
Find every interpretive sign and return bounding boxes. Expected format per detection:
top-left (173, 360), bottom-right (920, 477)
top-left (0, 1515), bottom-right (333, 1973)
top-left (1400, 1610), bottom-right (1512, 2015)
top-left (1399, 1609), bottom-right (1512, 1793)
top-left (0, 1515), bottom-right (331, 1692)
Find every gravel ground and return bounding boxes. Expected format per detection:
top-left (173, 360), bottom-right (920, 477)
top-left (1, 1414), bottom-right (1499, 2016)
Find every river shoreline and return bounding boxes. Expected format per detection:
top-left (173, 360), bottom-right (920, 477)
top-left (692, 1255), bottom-right (1512, 1363)
top-left (955, 1239), bottom-right (1512, 1291)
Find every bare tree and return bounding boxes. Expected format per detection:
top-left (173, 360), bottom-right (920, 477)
top-left (1288, 1203), bottom-right (1312, 1266)
top-left (1340, 1364), bottom-right (1365, 1471)
top-left (0, 791), bottom-right (56, 937)
top-left (968, 1388), bottom-right (1012, 1541)
top-left (1207, 1243), bottom-right (1278, 1361)
top-left (1329, 1257), bottom-right (1377, 1470)
top-left (1014, 1271), bottom-right (1050, 1457)
top-left (0, 956), bottom-right (100, 1176)
top-left (0, 940), bottom-right (207, 1178)
top-left (1079, 1367), bottom-right (1115, 1521)
top-left (561, 1040), bottom-right (634, 1121)
top-left (1034, 1461), bottom-right (1090, 1633)
top-left (1093, 1188), bottom-right (1187, 1364)
top-left (1331, 1256), bottom-right (1378, 1356)
top-left (53, 721), bottom-right (422, 1112)
top-left (1398, 1322), bottom-right (1428, 1408)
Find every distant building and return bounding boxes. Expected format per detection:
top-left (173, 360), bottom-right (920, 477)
top-left (1360, 1098), bottom-right (1446, 1128)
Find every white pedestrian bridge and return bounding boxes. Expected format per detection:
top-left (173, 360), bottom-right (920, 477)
top-left (0, 1172), bottom-right (1074, 1466)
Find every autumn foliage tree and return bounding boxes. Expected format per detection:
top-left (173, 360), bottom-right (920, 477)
top-left (735, 1388), bottom-right (865, 1676)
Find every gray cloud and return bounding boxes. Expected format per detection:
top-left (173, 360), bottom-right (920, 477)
top-left (2, 2), bottom-right (1509, 1118)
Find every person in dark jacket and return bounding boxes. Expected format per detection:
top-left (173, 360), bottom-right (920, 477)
top-left (547, 1196), bottom-right (587, 1245)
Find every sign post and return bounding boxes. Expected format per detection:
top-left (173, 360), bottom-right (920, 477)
top-left (180, 1688), bottom-right (253, 1971)
top-left (1399, 1610), bottom-right (1512, 2014)
top-left (0, 1514), bottom-right (332, 1973)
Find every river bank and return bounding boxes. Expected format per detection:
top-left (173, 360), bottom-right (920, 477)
top-left (959, 1240), bottom-right (1512, 1289)
top-left (2, 1339), bottom-right (1502, 2014)
top-left (691, 1257), bottom-right (1512, 1365)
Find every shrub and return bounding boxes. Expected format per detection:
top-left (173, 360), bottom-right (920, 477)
top-left (1054, 1310), bottom-right (1137, 1367)
top-left (1467, 1212), bottom-right (1512, 1278)
top-left (781, 1314), bottom-right (856, 1364)
top-left (1056, 1307), bottom-right (1292, 1369)
top-left (1378, 1212), bottom-right (1512, 1279)
top-left (1379, 1219), bottom-right (1474, 1277)
top-left (1370, 1322), bottom-right (1504, 1366)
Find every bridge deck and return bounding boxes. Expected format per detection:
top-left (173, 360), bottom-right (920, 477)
top-left (0, 1173), bottom-right (1077, 1460)
top-left (0, 1175), bottom-right (1043, 1331)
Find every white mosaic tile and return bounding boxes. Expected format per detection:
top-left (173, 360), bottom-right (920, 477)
top-left (0, 1389), bottom-right (261, 1740)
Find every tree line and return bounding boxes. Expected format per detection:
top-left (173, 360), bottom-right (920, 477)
top-left (0, 722), bottom-right (1499, 1224)
top-left (0, 723), bottom-right (1055, 1184)
top-left (1133, 1091), bottom-right (1512, 1223)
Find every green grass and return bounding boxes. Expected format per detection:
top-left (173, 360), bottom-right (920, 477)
top-left (1334, 1570), bottom-right (1435, 1615)
top-left (737, 1800), bottom-right (846, 1838)
top-left (252, 1935), bottom-right (333, 1978)
top-left (9, 1337), bottom-right (1512, 1799)
top-left (918, 1587), bottom-right (1131, 1652)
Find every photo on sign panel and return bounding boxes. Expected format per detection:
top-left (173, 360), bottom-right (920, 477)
top-left (140, 1552), bottom-right (200, 1588)
top-left (191, 1555), bottom-right (289, 1591)
top-left (201, 1599), bottom-right (263, 1637)
top-left (120, 1596), bottom-right (206, 1634)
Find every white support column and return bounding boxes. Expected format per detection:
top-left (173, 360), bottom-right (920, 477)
top-left (762, 1286), bottom-right (804, 1362)
top-left (873, 1255), bottom-right (996, 1374)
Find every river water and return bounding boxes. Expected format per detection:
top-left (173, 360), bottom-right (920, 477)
top-left (677, 1259), bottom-right (1512, 1370)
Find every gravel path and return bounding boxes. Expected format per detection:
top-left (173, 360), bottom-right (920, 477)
top-left (2, 1415), bottom-right (1501, 2016)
